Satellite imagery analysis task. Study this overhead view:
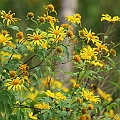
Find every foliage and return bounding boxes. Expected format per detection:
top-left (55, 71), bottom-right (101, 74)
top-left (0, 4), bottom-right (120, 120)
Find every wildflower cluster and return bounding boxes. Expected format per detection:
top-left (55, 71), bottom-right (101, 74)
top-left (0, 4), bottom-right (120, 120)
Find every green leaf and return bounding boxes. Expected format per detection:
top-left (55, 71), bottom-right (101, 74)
top-left (26, 27), bottom-right (34, 31)
top-left (8, 25), bottom-right (19, 31)
top-left (16, 43), bottom-right (27, 54)
top-left (61, 44), bottom-right (69, 60)
top-left (74, 44), bottom-right (80, 54)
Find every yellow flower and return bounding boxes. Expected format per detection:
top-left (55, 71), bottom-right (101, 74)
top-left (67, 30), bottom-right (74, 38)
top-left (48, 24), bottom-right (66, 42)
top-left (27, 30), bottom-right (47, 47)
top-left (44, 90), bottom-right (55, 98)
top-left (0, 10), bottom-right (20, 26)
top-left (91, 60), bottom-right (105, 68)
top-left (9, 70), bottom-right (16, 78)
top-left (61, 24), bottom-right (73, 31)
top-left (28, 112), bottom-right (38, 120)
top-left (65, 13), bottom-right (82, 25)
top-left (56, 46), bottom-right (63, 53)
top-left (73, 55), bottom-right (81, 62)
top-left (27, 89), bottom-right (39, 100)
top-left (0, 51), bottom-right (21, 62)
top-left (80, 45), bottom-right (98, 62)
top-left (44, 14), bottom-right (58, 25)
top-left (55, 92), bottom-right (66, 100)
top-left (79, 28), bottom-right (100, 44)
top-left (26, 12), bottom-right (34, 19)
top-left (80, 88), bottom-right (101, 103)
top-left (19, 64), bottom-right (29, 72)
top-left (110, 49), bottom-right (116, 56)
top-left (37, 16), bottom-right (46, 23)
top-left (34, 103), bottom-right (50, 109)
top-left (16, 31), bottom-right (24, 39)
top-left (4, 77), bottom-right (24, 91)
top-left (95, 42), bottom-right (109, 53)
top-left (97, 88), bottom-right (113, 102)
top-left (0, 32), bottom-right (12, 45)
top-left (101, 14), bottom-right (120, 23)
top-left (88, 104), bottom-right (94, 110)
top-left (44, 4), bottom-right (57, 14)
top-left (1, 30), bottom-right (9, 35)
top-left (70, 79), bottom-right (76, 87)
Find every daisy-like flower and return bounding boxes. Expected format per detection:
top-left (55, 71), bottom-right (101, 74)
top-left (0, 10), bottom-right (20, 26)
top-left (44, 90), bottom-right (55, 98)
top-left (34, 103), bottom-right (50, 110)
top-left (55, 92), bottom-right (66, 100)
top-left (65, 13), bottom-right (82, 26)
top-left (79, 28), bottom-right (100, 44)
top-left (91, 60), bottom-right (105, 68)
top-left (80, 45), bottom-right (98, 62)
top-left (48, 24), bottom-right (66, 42)
top-left (27, 30), bottom-right (47, 47)
top-left (80, 88), bottom-right (101, 103)
top-left (43, 14), bottom-right (59, 25)
top-left (101, 14), bottom-right (120, 23)
top-left (4, 77), bottom-right (24, 91)
top-left (0, 32), bottom-right (12, 46)
top-left (95, 42), bottom-right (109, 53)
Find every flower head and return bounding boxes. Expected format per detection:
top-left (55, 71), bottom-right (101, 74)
top-left (4, 77), bottom-right (24, 91)
top-left (80, 88), bottom-right (101, 103)
top-left (101, 14), bottom-right (120, 23)
top-left (79, 28), bottom-right (100, 44)
top-left (80, 45), bottom-right (98, 62)
top-left (65, 13), bottom-right (82, 25)
top-left (16, 31), bottom-right (24, 39)
top-left (0, 32), bottom-right (12, 45)
top-left (44, 14), bottom-right (58, 25)
top-left (26, 12), bottom-right (34, 19)
top-left (44, 4), bottom-right (57, 14)
top-left (44, 90), bottom-right (55, 98)
top-left (9, 70), bottom-right (16, 78)
top-left (34, 103), bottom-right (50, 109)
top-left (0, 10), bottom-right (20, 26)
top-left (55, 92), bottom-right (66, 100)
top-left (48, 24), bottom-right (66, 42)
top-left (27, 30), bottom-right (48, 48)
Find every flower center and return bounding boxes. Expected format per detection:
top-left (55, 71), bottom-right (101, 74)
top-left (12, 78), bottom-right (20, 85)
top-left (33, 35), bottom-right (42, 40)
top-left (0, 35), bottom-right (6, 43)
top-left (6, 14), bottom-right (12, 20)
top-left (53, 30), bottom-right (60, 35)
